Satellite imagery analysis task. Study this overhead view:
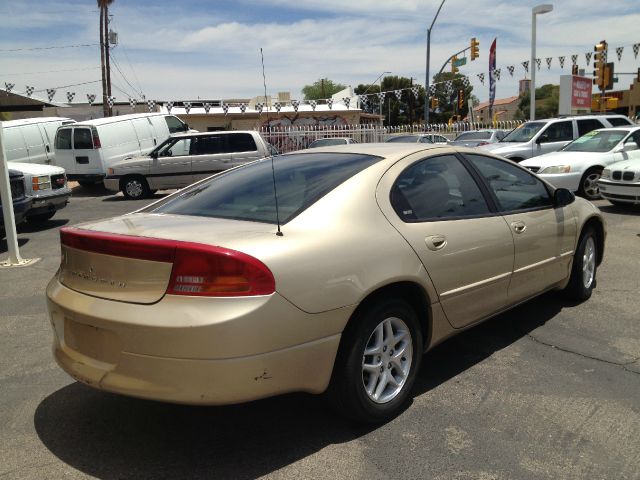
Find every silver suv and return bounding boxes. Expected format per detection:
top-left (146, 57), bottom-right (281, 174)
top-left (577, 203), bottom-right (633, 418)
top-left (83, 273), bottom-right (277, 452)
top-left (479, 114), bottom-right (634, 162)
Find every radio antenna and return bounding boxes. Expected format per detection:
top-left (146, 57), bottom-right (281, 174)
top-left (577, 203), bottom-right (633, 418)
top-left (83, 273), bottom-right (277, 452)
top-left (261, 47), bottom-right (282, 236)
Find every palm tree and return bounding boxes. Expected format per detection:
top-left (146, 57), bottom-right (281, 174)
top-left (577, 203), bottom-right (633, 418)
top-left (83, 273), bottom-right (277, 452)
top-left (97, 0), bottom-right (114, 117)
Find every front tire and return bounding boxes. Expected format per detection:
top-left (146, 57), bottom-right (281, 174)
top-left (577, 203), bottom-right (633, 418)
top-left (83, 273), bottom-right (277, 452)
top-left (565, 228), bottom-right (598, 301)
top-left (578, 168), bottom-right (603, 200)
top-left (121, 176), bottom-right (151, 200)
top-left (326, 299), bottom-right (423, 424)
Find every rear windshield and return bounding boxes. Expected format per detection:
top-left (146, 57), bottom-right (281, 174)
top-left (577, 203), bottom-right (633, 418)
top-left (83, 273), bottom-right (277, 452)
top-left (455, 131), bottom-right (492, 140)
top-left (386, 135), bottom-right (421, 143)
top-left (148, 152), bottom-right (383, 224)
top-left (309, 138), bottom-right (348, 147)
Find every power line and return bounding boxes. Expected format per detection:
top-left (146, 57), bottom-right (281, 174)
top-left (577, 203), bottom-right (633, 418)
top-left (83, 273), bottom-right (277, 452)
top-left (0, 43), bottom-right (99, 53)
top-left (109, 53), bottom-right (144, 98)
top-left (110, 81), bottom-right (136, 100)
top-left (110, 16), bottom-right (145, 97)
top-left (2, 66), bottom-right (101, 76)
top-left (32, 80), bottom-right (102, 92)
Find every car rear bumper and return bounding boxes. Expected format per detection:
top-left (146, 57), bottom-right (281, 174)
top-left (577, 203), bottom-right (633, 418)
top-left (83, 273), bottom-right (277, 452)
top-left (46, 278), bottom-right (348, 405)
top-left (26, 189), bottom-right (71, 216)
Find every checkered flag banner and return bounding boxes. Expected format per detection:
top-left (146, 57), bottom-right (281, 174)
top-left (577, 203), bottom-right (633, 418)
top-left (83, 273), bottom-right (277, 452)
top-left (327, 98), bottom-right (333, 109)
top-left (25, 85), bottom-right (34, 97)
top-left (507, 65), bottom-right (515, 77)
top-left (255, 102), bottom-right (263, 114)
top-left (445, 80), bottom-right (454, 92)
top-left (184, 101), bottom-right (192, 114)
top-left (393, 90), bottom-right (403, 101)
top-left (129, 97), bottom-right (137, 110)
top-left (358, 95), bottom-right (368, 108)
top-left (147, 99), bottom-right (156, 111)
top-left (571, 54), bottom-right (578, 65)
top-left (585, 52), bottom-right (592, 64)
top-left (376, 92), bottom-right (385, 103)
top-left (342, 97), bottom-right (350, 108)
top-left (222, 103), bottom-right (229, 115)
top-left (477, 73), bottom-right (485, 85)
top-left (5, 82), bottom-right (15, 93)
top-left (535, 58), bottom-right (542, 70)
top-left (522, 61), bottom-right (529, 73)
top-left (493, 69), bottom-right (501, 81)
top-left (166, 101), bottom-right (174, 113)
top-left (274, 102), bottom-right (282, 112)
top-left (546, 57), bottom-right (552, 69)
top-left (239, 103), bottom-right (247, 114)
top-left (558, 56), bottom-right (565, 69)
top-left (87, 93), bottom-right (96, 105)
top-left (461, 76), bottom-right (470, 88)
top-left (66, 91), bottom-right (75, 103)
top-left (411, 86), bottom-right (420, 99)
top-left (616, 46), bottom-right (624, 61)
top-left (309, 100), bottom-right (317, 111)
top-left (428, 85), bottom-right (436, 96)
top-left (107, 96), bottom-right (115, 108)
top-left (203, 102), bottom-right (211, 113)
top-left (46, 88), bottom-right (56, 102)
top-left (291, 99), bottom-right (300, 112)
top-left (634, 43), bottom-right (640, 59)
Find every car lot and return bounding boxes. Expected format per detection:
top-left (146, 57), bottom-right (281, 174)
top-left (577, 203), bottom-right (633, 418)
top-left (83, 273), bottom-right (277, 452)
top-left (1, 183), bottom-right (639, 479)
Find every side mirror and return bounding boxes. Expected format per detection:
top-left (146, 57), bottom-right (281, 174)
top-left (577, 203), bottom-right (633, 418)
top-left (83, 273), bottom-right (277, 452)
top-left (537, 133), bottom-right (549, 144)
top-left (554, 188), bottom-right (575, 207)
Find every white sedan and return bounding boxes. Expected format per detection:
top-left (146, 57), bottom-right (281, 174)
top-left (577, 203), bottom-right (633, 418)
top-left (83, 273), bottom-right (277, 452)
top-left (598, 158), bottom-right (640, 206)
top-left (520, 127), bottom-right (640, 200)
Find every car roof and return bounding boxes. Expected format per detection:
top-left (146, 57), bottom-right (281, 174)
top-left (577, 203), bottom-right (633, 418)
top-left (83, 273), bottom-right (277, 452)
top-left (1, 117), bottom-right (74, 128)
top-left (169, 130), bottom-right (257, 139)
top-left (282, 142), bottom-right (457, 161)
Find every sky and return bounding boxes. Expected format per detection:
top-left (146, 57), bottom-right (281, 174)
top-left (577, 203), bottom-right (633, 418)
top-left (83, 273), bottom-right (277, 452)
top-left (1, 0), bottom-right (639, 105)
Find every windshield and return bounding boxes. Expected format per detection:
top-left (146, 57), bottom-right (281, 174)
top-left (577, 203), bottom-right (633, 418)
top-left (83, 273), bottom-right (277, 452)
top-left (562, 130), bottom-right (627, 152)
top-left (147, 152), bottom-right (383, 224)
top-left (455, 131), bottom-right (492, 141)
top-left (386, 135), bottom-right (431, 143)
top-left (500, 122), bottom-right (545, 142)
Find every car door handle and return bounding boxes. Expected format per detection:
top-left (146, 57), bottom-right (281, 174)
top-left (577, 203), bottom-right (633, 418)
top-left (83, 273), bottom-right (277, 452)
top-left (511, 221), bottom-right (526, 234)
top-left (425, 235), bottom-right (447, 251)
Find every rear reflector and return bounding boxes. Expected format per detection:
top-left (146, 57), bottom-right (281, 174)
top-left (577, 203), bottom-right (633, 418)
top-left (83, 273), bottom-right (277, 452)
top-left (60, 227), bottom-right (275, 297)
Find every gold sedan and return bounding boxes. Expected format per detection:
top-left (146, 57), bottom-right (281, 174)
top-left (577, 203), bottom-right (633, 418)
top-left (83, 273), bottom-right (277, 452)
top-left (46, 144), bottom-right (605, 423)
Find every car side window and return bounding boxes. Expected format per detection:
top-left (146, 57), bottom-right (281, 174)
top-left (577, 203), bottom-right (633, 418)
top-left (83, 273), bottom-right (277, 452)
top-left (419, 136), bottom-right (433, 143)
top-left (540, 121), bottom-right (573, 142)
top-left (391, 154), bottom-right (491, 222)
top-left (164, 138), bottom-right (191, 157)
top-left (624, 133), bottom-right (640, 151)
top-left (577, 119), bottom-right (605, 137)
top-left (73, 128), bottom-right (93, 149)
top-left (165, 115), bottom-right (187, 134)
top-left (466, 154), bottom-right (553, 212)
top-left (228, 133), bottom-right (258, 152)
top-left (194, 135), bottom-right (225, 155)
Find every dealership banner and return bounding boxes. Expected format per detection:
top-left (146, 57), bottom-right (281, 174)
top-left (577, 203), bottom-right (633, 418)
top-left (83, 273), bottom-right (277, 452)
top-left (489, 38), bottom-right (497, 117)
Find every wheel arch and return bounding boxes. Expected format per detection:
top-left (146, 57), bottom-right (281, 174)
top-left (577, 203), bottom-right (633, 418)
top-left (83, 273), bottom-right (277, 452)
top-left (581, 216), bottom-right (605, 266)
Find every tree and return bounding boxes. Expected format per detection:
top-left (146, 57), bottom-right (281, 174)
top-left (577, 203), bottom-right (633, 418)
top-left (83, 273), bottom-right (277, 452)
top-left (516, 84), bottom-right (559, 119)
top-left (428, 72), bottom-right (474, 124)
top-left (354, 76), bottom-right (425, 126)
top-left (97, 0), bottom-right (114, 117)
top-left (301, 78), bottom-right (346, 100)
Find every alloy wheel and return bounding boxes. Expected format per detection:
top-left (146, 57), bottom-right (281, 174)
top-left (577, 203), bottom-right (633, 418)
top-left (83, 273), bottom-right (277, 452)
top-left (582, 236), bottom-right (596, 289)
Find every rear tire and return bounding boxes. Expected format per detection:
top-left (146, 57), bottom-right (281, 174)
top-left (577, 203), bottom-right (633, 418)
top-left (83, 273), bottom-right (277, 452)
top-left (121, 176), bottom-right (151, 200)
top-left (565, 227), bottom-right (598, 301)
top-left (578, 168), bottom-right (603, 200)
top-left (326, 299), bottom-right (423, 424)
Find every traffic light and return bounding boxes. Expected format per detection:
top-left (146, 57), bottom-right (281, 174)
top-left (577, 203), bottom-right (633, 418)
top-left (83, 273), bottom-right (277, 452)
top-left (470, 38), bottom-right (480, 61)
top-left (451, 56), bottom-right (459, 74)
top-left (458, 89), bottom-right (465, 110)
top-left (431, 97), bottom-right (439, 110)
top-left (593, 40), bottom-right (607, 89)
top-left (604, 62), bottom-right (614, 90)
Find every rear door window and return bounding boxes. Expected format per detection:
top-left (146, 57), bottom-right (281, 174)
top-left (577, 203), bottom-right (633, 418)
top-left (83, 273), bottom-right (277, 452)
top-left (73, 128), bottom-right (93, 149)
top-left (55, 128), bottom-right (72, 149)
top-left (577, 119), bottom-right (605, 136)
top-left (148, 153), bottom-right (383, 224)
top-left (228, 133), bottom-right (257, 152)
top-left (193, 135), bottom-right (225, 155)
top-left (607, 117), bottom-right (633, 127)
top-left (541, 121), bottom-right (573, 142)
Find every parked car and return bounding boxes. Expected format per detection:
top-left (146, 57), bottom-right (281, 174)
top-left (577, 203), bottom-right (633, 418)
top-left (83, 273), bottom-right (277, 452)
top-left (598, 157), bottom-right (640, 206)
top-left (520, 127), bottom-right (640, 200)
top-left (449, 129), bottom-right (508, 147)
top-left (1, 119), bottom-right (73, 223)
top-left (308, 137), bottom-right (357, 148)
top-left (54, 113), bottom-right (189, 186)
top-left (0, 170), bottom-right (31, 235)
top-left (104, 130), bottom-right (272, 199)
top-left (479, 114), bottom-right (634, 161)
top-left (386, 133), bottom-right (449, 144)
top-left (47, 143), bottom-right (605, 423)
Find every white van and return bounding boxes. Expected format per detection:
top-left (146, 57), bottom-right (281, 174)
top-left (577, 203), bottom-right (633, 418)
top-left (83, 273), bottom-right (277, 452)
top-left (1, 117), bottom-right (74, 223)
top-left (53, 113), bottom-right (189, 186)
top-left (2, 117), bottom-right (75, 165)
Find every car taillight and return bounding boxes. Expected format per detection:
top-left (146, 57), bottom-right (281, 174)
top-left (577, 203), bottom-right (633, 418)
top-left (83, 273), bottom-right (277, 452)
top-left (59, 227), bottom-right (275, 297)
top-left (91, 127), bottom-right (101, 149)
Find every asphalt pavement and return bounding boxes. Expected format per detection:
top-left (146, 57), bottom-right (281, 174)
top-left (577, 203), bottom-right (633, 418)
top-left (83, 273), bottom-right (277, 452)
top-left (1, 185), bottom-right (639, 480)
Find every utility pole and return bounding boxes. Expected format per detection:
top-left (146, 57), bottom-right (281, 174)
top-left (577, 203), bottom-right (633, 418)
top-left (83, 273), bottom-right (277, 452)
top-left (105, 9), bottom-right (112, 116)
top-left (425, 0), bottom-right (446, 127)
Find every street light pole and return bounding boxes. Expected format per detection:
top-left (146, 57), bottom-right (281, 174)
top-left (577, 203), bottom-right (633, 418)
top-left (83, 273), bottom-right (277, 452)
top-left (530, 4), bottom-right (553, 120)
top-left (425, 0), bottom-right (446, 127)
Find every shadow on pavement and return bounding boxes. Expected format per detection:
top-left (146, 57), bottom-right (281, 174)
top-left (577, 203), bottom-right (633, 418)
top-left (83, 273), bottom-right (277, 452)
top-left (597, 204), bottom-right (640, 217)
top-left (69, 184), bottom-right (114, 198)
top-left (102, 193), bottom-right (167, 202)
top-left (0, 237), bottom-right (29, 253)
top-left (18, 218), bottom-right (69, 234)
top-left (34, 292), bottom-right (565, 479)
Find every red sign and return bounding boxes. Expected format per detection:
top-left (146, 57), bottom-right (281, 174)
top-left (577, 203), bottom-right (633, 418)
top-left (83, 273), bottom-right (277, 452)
top-left (571, 76), bottom-right (592, 109)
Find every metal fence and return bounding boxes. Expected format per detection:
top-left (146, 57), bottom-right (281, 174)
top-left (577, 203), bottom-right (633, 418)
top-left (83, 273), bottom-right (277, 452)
top-left (259, 121), bottom-right (524, 153)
